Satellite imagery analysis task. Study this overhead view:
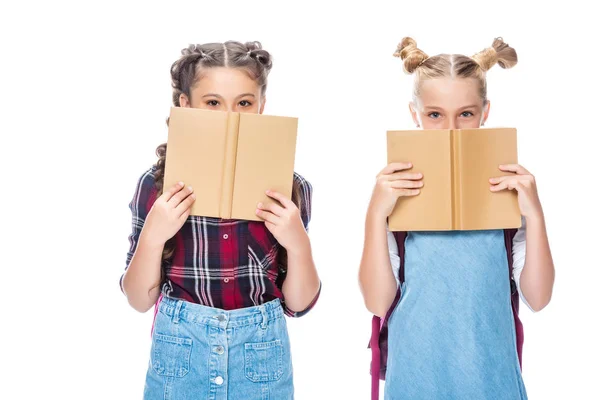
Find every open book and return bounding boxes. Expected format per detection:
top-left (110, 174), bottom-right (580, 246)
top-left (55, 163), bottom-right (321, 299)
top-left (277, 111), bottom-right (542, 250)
top-left (163, 107), bottom-right (298, 221)
top-left (387, 128), bottom-right (522, 231)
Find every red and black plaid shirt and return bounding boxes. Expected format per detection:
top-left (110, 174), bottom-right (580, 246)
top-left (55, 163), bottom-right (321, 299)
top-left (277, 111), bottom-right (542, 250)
top-left (120, 165), bottom-right (319, 317)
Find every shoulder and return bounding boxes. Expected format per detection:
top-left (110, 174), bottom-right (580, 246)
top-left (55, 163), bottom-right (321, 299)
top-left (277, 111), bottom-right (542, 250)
top-left (130, 165), bottom-right (160, 210)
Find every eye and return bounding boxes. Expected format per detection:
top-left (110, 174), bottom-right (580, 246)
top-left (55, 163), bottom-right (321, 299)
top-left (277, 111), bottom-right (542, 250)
top-left (206, 100), bottom-right (219, 107)
top-left (460, 111), bottom-right (474, 117)
top-left (428, 112), bottom-right (441, 119)
top-left (239, 100), bottom-right (252, 107)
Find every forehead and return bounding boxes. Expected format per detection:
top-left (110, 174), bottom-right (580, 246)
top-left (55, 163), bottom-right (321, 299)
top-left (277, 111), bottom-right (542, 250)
top-left (193, 67), bottom-right (260, 94)
top-left (418, 78), bottom-right (482, 109)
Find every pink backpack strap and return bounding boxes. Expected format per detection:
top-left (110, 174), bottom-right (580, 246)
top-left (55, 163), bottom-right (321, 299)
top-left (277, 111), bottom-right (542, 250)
top-left (504, 228), bottom-right (524, 368)
top-left (369, 231), bottom-right (407, 400)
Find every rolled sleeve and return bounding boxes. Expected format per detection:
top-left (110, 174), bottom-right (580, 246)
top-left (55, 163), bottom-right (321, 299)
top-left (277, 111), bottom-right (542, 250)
top-left (282, 281), bottom-right (322, 318)
top-left (121, 167), bottom-right (158, 293)
top-left (281, 173), bottom-right (318, 317)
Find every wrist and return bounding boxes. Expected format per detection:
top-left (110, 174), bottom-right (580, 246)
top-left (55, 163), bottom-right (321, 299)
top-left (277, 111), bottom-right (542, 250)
top-left (139, 229), bottom-right (167, 250)
top-left (524, 210), bottom-right (545, 226)
top-left (284, 232), bottom-right (311, 257)
top-left (366, 206), bottom-right (388, 226)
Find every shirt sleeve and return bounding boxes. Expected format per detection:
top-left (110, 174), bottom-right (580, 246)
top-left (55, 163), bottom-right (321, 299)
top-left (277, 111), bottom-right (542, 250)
top-left (282, 173), bottom-right (320, 317)
top-left (387, 225), bottom-right (401, 288)
top-left (120, 167), bottom-right (158, 293)
top-left (512, 216), bottom-right (535, 311)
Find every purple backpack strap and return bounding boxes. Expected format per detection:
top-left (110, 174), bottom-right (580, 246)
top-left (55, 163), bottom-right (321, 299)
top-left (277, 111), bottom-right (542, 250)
top-left (370, 229), bottom-right (523, 399)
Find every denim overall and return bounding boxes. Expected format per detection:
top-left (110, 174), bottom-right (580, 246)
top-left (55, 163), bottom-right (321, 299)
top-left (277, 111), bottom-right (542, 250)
top-left (384, 230), bottom-right (527, 399)
top-left (144, 296), bottom-right (293, 400)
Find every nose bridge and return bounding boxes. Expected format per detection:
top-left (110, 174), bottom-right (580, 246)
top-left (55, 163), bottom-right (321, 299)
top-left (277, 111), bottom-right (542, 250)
top-left (448, 117), bottom-right (457, 130)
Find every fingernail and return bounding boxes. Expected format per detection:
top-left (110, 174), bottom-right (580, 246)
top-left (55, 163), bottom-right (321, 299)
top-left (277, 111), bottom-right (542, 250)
top-left (188, 186), bottom-right (193, 191)
top-left (257, 202), bottom-right (263, 208)
top-left (191, 193), bottom-right (196, 199)
top-left (178, 181), bottom-right (184, 186)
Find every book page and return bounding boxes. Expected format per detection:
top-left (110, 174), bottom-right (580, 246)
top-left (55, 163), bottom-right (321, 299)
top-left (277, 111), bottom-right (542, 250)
top-left (163, 107), bottom-right (229, 218)
top-left (456, 128), bottom-right (522, 230)
top-left (387, 130), bottom-right (453, 231)
top-left (231, 113), bottom-right (298, 221)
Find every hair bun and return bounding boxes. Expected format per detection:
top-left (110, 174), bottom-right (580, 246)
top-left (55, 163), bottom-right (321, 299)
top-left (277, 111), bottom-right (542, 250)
top-left (393, 37), bottom-right (429, 74)
top-left (472, 37), bottom-right (518, 72)
top-left (245, 41), bottom-right (273, 71)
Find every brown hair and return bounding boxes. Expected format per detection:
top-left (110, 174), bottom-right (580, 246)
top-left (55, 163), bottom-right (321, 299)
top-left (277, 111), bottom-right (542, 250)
top-left (154, 41), bottom-right (302, 266)
top-left (393, 37), bottom-right (518, 103)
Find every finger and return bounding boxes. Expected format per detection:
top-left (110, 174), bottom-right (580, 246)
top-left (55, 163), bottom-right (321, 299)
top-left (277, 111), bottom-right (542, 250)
top-left (168, 185), bottom-right (194, 206)
top-left (255, 208), bottom-right (279, 225)
top-left (390, 180), bottom-right (424, 189)
top-left (499, 164), bottom-right (530, 175)
top-left (175, 192), bottom-right (196, 217)
top-left (489, 175), bottom-right (511, 184)
top-left (178, 205), bottom-right (192, 223)
top-left (386, 171), bottom-right (423, 181)
top-left (380, 162), bottom-right (413, 176)
top-left (490, 179), bottom-right (521, 192)
top-left (394, 188), bottom-right (421, 197)
top-left (257, 201), bottom-right (285, 217)
top-left (489, 175), bottom-right (532, 185)
top-left (265, 190), bottom-right (294, 209)
top-left (161, 181), bottom-right (186, 202)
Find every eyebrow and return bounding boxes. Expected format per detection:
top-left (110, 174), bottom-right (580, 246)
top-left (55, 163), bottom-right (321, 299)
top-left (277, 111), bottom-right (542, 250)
top-left (201, 93), bottom-right (256, 99)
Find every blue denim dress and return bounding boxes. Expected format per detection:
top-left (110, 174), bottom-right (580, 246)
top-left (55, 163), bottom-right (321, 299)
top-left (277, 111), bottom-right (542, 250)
top-left (384, 230), bottom-right (527, 399)
top-left (144, 296), bottom-right (293, 400)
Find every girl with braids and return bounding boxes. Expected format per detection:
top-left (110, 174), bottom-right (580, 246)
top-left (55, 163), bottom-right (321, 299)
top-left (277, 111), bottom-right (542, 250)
top-left (359, 38), bottom-right (555, 399)
top-left (120, 41), bottom-right (320, 399)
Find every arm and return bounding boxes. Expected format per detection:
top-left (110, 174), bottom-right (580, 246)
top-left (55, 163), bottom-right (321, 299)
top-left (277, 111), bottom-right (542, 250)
top-left (358, 163), bottom-right (423, 317)
top-left (256, 176), bottom-right (320, 316)
top-left (281, 234), bottom-right (321, 315)
top-left (518, 214), bottom-right (555, 311)
top-left (122, 231), bottom-right (165, 313)
top-left (121, 172), bottom-right (195, 313)
top-left (359, 211), bottom-right (398, 317)
top-left (491, 164), bottom-right (555, 311)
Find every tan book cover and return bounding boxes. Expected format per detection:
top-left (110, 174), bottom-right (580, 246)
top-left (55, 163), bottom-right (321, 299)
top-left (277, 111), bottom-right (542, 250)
top-left (387, 128), bottom-right (522, 231)
top-left (163, 107), bottom-right (298, 220)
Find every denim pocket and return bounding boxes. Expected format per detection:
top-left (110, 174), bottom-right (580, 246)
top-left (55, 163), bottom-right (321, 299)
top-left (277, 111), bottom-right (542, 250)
top-left (151, 333), bottom-right (193, 378)
top-left (244, 339), bottom-right (284, 382)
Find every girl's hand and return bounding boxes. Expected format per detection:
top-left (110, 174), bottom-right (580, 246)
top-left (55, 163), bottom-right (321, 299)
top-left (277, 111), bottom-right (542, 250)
top-left (490, 164), bottom-right (542, 219)
top-left (368, 162), bottom-right (423, 219)
top-left (255, 190), bottom-right (308, 254)
top-left (142, 182), bottom-right (196, 246)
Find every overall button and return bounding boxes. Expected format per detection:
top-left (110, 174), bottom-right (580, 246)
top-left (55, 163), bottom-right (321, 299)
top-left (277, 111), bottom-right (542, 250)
top-left (217, 314), bottom-right (226, 322)
top-left (215, 376), bottom-right (224, 385)
top-left (215, 345), bottom-right (224, 355)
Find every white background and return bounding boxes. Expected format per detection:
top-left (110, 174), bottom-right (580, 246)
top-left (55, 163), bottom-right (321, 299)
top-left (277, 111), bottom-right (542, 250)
top-left (2, 1), bottom-right (598, 399)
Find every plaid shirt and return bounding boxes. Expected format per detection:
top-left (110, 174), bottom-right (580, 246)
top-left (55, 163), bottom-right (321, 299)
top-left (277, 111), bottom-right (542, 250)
top-left (121, 165), bottom-right (319, 317)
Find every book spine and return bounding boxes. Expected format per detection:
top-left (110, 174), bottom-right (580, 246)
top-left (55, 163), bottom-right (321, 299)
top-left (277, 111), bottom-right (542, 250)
top-left (450, 130), bottom-right (462, 230)
top-left (219, 112), bottom-right (240, 219)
